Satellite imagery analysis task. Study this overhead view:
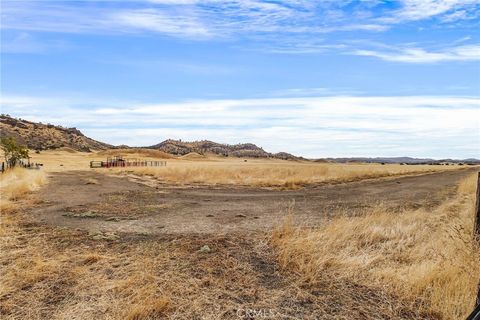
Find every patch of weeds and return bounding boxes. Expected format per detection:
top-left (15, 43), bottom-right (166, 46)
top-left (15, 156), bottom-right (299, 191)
top-left (84, 178), bottom-right (99, 185)
top-left (89, 231), bottom-right (119, 241)
top-left (144, 203), bottom-right (172, 213)
top-left (63, 210), bottom-right (101, 218)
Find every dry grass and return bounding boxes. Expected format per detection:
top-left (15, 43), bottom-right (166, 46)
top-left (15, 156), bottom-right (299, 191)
top-left (271, 173), bottom-right (480, 319)
top-left (1, 212), bottom-right (308, 319)
top-left (97, 148), bottom-right (174, 159)
top-left (115, 161), bottom-right (465, 189)
top-left (22, 149), bottom-right (171, 173)
top-left (0, 168), bottom-right (46, 212)
top-left (23, 149), bottom-right (96, 172)
top-left (458, 172), bottom-right (478, 194)
top-left (0, 153), bottom-right (477, 319)
top-left (8, 149), bottom-right (470, 185)
top-left (84, 177), bottom-right (99, 185)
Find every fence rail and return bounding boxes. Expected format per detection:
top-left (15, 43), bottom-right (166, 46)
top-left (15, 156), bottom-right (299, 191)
top-left (90, 160), bottom-right (166, 168)
top-left (1, 161), bottom-right (42, 173)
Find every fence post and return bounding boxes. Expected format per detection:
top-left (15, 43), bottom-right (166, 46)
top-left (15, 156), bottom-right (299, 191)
top-left (475, 172), bottom-right (480, 242)
top-left (475, 172), bottom-right (480, 308)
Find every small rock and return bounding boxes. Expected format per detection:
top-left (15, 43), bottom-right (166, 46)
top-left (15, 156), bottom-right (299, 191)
top-left (235, 214), bottom-right (247, 218)
top-left (90, 232), bottom-right (119, 241)
top-left (198, 245), bottom-right (211, 254)
top-left (121, 217), bottom-right (138, 221)
top-left (206, 214), bottom-right (214, 217)
top-left (105, 217), bottom-right (119, 222)
top-left (81, 211), bottom-right (99, 218)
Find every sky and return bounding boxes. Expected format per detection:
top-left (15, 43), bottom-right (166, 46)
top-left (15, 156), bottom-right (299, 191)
top-left (0, 0), bottom-right (479, 159)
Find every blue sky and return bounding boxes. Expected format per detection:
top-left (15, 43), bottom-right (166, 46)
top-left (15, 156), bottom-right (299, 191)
top-left (1, 0), bottom-right (479, 158)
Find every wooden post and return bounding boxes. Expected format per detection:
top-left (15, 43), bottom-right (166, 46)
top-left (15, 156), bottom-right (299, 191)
top-left (475, 172), bottom-right (480, 243)
top-left (475, 172), bottom-right (480, 308)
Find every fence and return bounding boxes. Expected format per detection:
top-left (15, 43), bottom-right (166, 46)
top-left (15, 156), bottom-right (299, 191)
top-left (90, 156), bottom-right (166, 169)
top-left (1, 160), bottom-right (42, 173)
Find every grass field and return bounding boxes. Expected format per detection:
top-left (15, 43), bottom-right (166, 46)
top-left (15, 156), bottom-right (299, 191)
top-left (0, 167), bottom-right (46, 212)
top-left (26, 148), bottom-right (463, 188)
top-left (272, 172), bottom-right (480, 319)
top-left (0, 151), bottom-right (478, 319)
top-left (115, 161), bottom-right (465, 188)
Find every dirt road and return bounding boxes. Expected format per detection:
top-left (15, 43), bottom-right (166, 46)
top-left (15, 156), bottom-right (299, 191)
top-left (31, 168), bottom-right (478, 235)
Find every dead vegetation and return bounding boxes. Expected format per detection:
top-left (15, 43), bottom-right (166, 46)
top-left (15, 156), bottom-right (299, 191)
top-left (0, 167), bottom-right (46, 212)
top-left (84, 177), bottom-right (99, 185)
top-left (116, 162), bottom-right (465, 189)
top-left (97, 148), bottom-right (175, 159)
top-left (0, 209), bottom-right (313, 319)
top-left (271, 173), bottom-right (480, 319)
top-left (1, 163), bottom-right (477, 319)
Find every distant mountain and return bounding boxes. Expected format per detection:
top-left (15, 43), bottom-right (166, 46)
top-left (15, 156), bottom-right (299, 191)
top-left (149, 139), bottom-right (302, 160)
top-left (0, 115), bottom-right (112, 152)
top-left (2, 115), bottom-right (475, 163)
top-left (320, 156), bottom-right (480, 165)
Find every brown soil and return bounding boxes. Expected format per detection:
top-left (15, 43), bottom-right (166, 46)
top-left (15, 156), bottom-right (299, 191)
top-left (33, 168), bottom-right (476, 235)
top-left (4, 169), bottom-right (474, 319)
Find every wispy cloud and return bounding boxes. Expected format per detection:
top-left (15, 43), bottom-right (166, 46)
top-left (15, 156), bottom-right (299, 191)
top-left (352, 43), bottom-right (480, 63)
top-left (1, 94), bottom-right (478, 158)
top-left (379, 0), bottom-right (480, 23)
top-left (3, 0), bottom-right (478, 64)
top-left (2, 1), bottom-right (478, 38)
top-left (110, 8), bottom-right (211, 38)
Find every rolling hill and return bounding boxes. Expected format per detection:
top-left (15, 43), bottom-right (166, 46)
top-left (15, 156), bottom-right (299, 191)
top-left (0, 115), bottom-right (301, 160)
top-left (0, 115), bottom-right (112, 152)
top-left (149, 139), bottom-right (301, 160)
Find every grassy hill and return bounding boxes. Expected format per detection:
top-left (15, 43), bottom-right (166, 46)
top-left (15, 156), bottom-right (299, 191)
top-left (0, 115), bottom-right (112, 152)
top-left (150, 139), bottom-right (301, 160)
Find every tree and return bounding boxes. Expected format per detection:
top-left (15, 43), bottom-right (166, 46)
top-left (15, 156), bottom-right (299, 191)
top-left (0, 137), bottom-right (29, 167)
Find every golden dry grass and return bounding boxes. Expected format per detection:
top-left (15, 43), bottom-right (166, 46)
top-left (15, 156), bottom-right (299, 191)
top-left (97, 148), bottom-right (175, 159)
top-left (18, 149), bottom-right (471, 186)
top-left (0, 150), bottom-right (477, 319)
top-left (0, 168), bottom-right (46, 212)
top-left (115, 161), bottom-right (465, 189)
top-left (271, 173), bottom-right (480, 319)
top-left (1, 211), bottom-right (306, 319)
top-left (22, 149), bottom-right (96, 172)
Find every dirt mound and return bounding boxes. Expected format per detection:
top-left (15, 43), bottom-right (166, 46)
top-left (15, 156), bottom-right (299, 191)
top-left (0, 115), bottom-right (112, 152)
top-left (97, 148), bottom-right (174, 159)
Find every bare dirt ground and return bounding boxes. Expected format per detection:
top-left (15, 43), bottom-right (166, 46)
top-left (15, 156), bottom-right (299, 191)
top-left (3, 168), bottom-right (477, 319)
top-left (33, 168), bottom-right (475, 235)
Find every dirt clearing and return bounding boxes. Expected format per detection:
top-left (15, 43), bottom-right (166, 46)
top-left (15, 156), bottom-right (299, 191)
top-left (33, 168), bottom-right (475, 234)
top-left (1, 167), bottom-right (478, 319)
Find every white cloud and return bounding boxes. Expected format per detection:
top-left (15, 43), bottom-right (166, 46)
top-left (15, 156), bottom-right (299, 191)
top-left (1, 94), bottom-right (479, 158)
top-left (2, 0), bottom-right (477, 38)
top-left (352, 44), bottom-right (480, 63)
top-left (1, 0), bottom-right (478, 63)
top-left (111, 8), bottom-right (210, 38)
top-left (379, 0), bottom-right (480, 23)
